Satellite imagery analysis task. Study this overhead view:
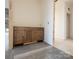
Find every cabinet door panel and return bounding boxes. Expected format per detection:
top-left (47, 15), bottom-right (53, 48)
top-left (32, 31), bottom-right (44, 41)
top-left (24, 30), bottom-right (32, 43)
top-left (14, 30), bottom-right (25, 45)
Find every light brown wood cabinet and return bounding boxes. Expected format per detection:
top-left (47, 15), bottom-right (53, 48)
top-left (32, 30), bottom-right (44, 41)
top-left (24, 30), bottom-right (32, 43)
top-left (13, 27), bottom-right (25, 45)
top-left (13, 27), bottom-right (44, 46)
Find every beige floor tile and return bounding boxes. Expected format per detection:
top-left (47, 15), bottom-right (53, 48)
top-left (54, 38), bottom-right (73, 55)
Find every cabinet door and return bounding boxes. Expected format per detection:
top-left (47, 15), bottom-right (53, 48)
top-left (14, 30), bottom-right (25, 45)
top-left (24, 30), bottom-right (32, 43)
top-left (32, 30), bottom-right (44, 41)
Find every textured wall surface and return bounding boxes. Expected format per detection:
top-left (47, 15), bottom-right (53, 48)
top-left (13, 0), bottom-right (43, 27)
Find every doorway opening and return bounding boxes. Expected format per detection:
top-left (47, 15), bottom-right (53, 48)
top-left (54, 0), bottom-right (73, 55)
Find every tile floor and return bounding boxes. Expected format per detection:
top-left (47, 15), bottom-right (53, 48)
top-left (13, 42), bottom-right (50, 55)
top-left (54, 38), bottom-right (73, 55)
top-left (5, 42), bottom-right (73, 59)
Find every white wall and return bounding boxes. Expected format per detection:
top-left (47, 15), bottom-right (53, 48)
top-left (42, 0), bottom-right (54, 45)
top-left (13, 0), bottom-right (43, 27)
top-left (55, 0), bottom-right (66, 39)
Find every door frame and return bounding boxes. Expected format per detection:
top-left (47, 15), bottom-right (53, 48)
top-left (53, 1), bottom-right (55, 46)
top-left (9, 0), bottom-right (13, 48)
top-left (53, 1), bottom-right (67, 46)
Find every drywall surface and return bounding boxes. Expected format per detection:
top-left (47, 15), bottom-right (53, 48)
top-left (42, 0), bottom-right (54, 45)
top-left (55, 0), bottom-right (66, 39)
top-left (13, 0), bottom-right (43, 27)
